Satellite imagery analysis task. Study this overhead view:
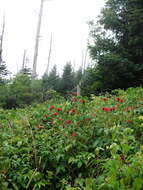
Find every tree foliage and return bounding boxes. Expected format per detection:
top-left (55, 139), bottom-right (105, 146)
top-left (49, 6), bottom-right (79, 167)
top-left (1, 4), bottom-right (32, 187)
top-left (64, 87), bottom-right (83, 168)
top-left (42, 65), bottom-right (60, 101)
top-left (82, 0), bottom-right (143, 95)
top-left (60, 62), bottom-right (75, 94)
top-left (0, 63), bottom-right (83, 109)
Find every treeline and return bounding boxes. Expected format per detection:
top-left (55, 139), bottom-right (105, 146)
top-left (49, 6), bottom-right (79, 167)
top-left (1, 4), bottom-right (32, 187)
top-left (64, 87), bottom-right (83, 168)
top-left (81, 0), bottom-right (143, 95)
top-left (0, 63), bottom-right (82, 109)
top-left (0, 0), bottom-right (143, 108)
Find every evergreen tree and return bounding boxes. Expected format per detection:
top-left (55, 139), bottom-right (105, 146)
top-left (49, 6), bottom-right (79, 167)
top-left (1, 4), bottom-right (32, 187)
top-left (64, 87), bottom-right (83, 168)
top-left (42, 65), bottom-right (60, 91)
top-left (85, 0), bottom-right (143, 94)
top-left (60, 62), bottom-right (75, 94)
top-left (5, 74), bottom-right (33, 108)
top-left (42, 65), bottom-right (60, 100)
top-left (74, 67), bottom-right (83, 85)
top-left (0, 61), bottom-right (8, 83)
top-left (19, 67), bottom-right (32, 77)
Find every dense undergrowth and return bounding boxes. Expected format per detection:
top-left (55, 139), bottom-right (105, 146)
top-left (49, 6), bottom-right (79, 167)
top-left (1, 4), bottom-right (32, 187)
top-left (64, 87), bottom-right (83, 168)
top-left (0, 87), bottom-right (143, 190)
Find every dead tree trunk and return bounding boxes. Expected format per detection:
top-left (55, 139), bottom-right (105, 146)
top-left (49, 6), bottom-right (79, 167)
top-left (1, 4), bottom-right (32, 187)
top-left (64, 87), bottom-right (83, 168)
top-left (32, 0), bottom-right (44, 78)
top-left (22, 49), bottom-right (27, 70)
top-left (45, 34), bottom-right (52, 75)
top-left (0, 15), bottom-right (5, 65)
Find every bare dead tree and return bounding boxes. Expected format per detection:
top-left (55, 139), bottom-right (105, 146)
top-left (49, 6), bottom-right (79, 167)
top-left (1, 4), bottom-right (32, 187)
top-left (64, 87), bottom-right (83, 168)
top-left (83, 48), bottom-right (88, 73)
top-left (22, 49), bottom-right (27, 70)
top-left (32, 0), bottom-right (44, 78)
top-left (45, 34), bottom-right (52, 75)
top-left (0, 14), bottom-right (5, 65)
top-left (81, 51), bottom-right (84, 73)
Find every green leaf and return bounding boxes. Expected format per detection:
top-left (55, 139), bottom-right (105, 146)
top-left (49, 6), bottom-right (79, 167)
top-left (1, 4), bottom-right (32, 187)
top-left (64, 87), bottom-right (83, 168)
top-left (133, 178), bottom-right (143, 190)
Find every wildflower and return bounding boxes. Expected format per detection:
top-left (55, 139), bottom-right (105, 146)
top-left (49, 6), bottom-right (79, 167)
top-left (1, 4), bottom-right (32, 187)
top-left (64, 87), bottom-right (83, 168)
top-left (85, 118), bottom-right (92, 121)
top-left (52, 112), bottom-right (58, 116)
top-left (102, 97), bottom-right (108, 101)
top-left (102, 106), bottom-right (116, 112)
top-left (115, 97), bottom-right (124, 103)
top-left (80, 99), bottom-right (86, 103)
top-left (64, 120), bottom-right (72, 124)
top-left (71, 132), bottom-right (77, 137)
top-left (49, 105), bottom-right (54, 111)
top-left (110, 107), bottom-right (116, 111)
top-left (102, 107), bottom-right (112, 112)
top-left (56, 107), bottom-right (62, 112)
top-left (77, 121), bottom-right (81, 125)
top-left (57, 117), bottom-right (63, 121)
top-left (69, 109), bottom-right (76, 114)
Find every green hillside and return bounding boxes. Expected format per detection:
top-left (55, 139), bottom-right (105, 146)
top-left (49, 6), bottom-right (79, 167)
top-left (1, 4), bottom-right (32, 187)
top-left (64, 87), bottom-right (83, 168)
top-left (0, 87), bottom-right (143, 190)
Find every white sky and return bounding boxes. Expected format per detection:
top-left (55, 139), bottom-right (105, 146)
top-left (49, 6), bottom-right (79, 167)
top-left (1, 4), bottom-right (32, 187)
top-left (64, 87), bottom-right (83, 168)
top-left (0, 0), bottom-right (105, 77)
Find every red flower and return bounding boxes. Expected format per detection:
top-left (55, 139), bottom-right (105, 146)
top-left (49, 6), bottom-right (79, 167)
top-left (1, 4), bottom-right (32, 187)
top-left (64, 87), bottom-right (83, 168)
top-left (102, 107), bottom-right (116, 112)
top-left (57, 117), bottom-right (63, 121)
top-left (102, 107), bottom-right (111, 112)
top-left (64, 120), bottom-right (72, 124)
top-left (102, 97), bottom-right (108, 101)
top-left (115, 97), bottom-right (124, 103)
top-left (77, 121), bottom-right (81, 125)
top-left (56, 107), bottom-right (62, 112)
top-left (52, 112), bottom-right (58, 116)
top-left (69, 109), bottom-right (76, 114)
top-left (49, 105), bottom-right (54, 111)
top-left (110, 107), bottom-right (116, 111)
top-left (71, 132), bottom-right (77, 137)
top-left (80, 99), bottom-right (86, 103)
top-left (85, 118), bottom-right (92, 121)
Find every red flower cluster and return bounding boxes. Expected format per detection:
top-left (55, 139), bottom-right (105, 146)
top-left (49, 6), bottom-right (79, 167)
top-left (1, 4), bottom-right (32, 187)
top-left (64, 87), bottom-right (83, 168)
top-left (115, 97), bottom-right (124, 103)
top-left (64, 120), bottom-right (72, 124)
top-left (77, 121), bottom-right (81, 125)
top-left (85, 118), bottom-right (92, 121)
top-left (52, 112), bottom-right (58, 116)
top-left (68, 109), bottom-right (76, 114)
top-left (57, 117), bottom-right (63, 121)
top-left (71, 132), bottom-right (77, 137)
top-left (49, 106), bottom-right (62, 113)
top-left (102, 107), bottom-right (116, 112)
top-left (56, 107), bottom-right (62, 112)
top-left (80, 99), bottom-right (86, 103)
top-left (49, 105), bottom-right (54, 110)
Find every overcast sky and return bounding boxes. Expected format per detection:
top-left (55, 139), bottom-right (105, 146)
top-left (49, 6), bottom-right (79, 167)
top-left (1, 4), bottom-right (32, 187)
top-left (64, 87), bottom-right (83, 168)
top-left (0, 0), bottom-right (105, 76)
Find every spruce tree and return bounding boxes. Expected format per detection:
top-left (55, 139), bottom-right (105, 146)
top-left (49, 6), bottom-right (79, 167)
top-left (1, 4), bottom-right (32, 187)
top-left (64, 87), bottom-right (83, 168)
top-left (86, 0), bottom-right (143, 93)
